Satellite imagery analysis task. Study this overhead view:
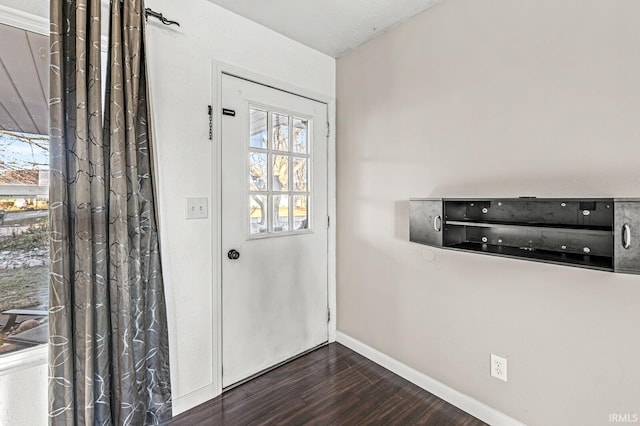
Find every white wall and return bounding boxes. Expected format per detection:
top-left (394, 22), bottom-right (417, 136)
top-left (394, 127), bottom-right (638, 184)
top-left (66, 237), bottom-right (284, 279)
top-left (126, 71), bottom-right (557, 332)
top-left (0, 0), bottom-right (335, 423)
top-left (144, 0), bottom-right (335, 414)
top-left (0, 359), bottom-right (47, 424)
top-left (336, 0), bottom-right (640, 425)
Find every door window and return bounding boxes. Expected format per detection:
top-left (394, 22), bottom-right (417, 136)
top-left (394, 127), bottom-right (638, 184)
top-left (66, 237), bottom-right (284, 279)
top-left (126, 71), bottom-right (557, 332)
top-left (249, 107), bottom-right (310, 236)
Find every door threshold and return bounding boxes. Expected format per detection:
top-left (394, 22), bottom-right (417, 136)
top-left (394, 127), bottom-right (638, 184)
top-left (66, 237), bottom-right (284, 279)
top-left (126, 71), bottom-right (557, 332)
top-left (222, 341), bottom-right (328, 392)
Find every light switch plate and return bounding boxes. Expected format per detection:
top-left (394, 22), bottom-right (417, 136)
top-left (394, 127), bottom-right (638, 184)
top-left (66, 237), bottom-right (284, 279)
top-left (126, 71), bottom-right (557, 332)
top-left (186, 197), bottom-right (208, 219)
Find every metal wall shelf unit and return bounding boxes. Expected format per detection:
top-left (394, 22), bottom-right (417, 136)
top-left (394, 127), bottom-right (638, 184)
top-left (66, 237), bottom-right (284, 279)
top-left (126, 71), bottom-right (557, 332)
top-left (409, 198), bottom-right (640, 274)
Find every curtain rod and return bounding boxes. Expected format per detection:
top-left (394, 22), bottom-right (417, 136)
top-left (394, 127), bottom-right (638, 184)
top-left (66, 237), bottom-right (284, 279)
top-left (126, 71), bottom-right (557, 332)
top-left (145, 8), bottom-right (180, 27)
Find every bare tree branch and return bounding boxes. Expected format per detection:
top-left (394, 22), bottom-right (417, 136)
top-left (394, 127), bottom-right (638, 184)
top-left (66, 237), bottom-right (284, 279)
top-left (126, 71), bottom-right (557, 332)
top-left (0, 130), bottom-right (49, 151)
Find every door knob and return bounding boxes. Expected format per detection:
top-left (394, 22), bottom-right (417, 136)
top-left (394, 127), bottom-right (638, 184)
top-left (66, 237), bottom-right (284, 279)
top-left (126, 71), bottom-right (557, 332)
top-left (227, 249), bottom-right (240, 260)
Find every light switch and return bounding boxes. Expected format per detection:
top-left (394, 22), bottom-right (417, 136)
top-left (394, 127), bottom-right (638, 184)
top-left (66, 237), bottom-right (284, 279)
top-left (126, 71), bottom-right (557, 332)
top-left (186, 197), bottom-right (208, 219)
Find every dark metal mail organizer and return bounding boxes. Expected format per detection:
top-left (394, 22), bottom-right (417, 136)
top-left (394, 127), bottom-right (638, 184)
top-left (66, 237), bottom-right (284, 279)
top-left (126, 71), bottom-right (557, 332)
top-left (409, 198), bottom-right (640, 274)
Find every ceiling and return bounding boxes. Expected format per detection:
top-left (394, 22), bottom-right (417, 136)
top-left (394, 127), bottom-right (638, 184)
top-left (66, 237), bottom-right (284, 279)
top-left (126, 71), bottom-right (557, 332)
top-left (0, 22), bottom-right (48, 135)
top-left (207, 0), bottom-right (443, 58)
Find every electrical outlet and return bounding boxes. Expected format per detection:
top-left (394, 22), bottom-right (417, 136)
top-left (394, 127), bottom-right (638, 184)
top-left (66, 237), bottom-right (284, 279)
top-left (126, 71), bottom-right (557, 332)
top-left (490, 354), bottom-right (508, 382)
top-left (185, 197), bottom-right (208, 219)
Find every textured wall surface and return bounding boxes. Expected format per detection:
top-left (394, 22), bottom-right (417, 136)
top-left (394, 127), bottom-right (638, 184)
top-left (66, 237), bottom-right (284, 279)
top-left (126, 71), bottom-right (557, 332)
top-left (0, 363), bottom-right (47, 425)
top-left (336, 1), bottom-right (640, 425)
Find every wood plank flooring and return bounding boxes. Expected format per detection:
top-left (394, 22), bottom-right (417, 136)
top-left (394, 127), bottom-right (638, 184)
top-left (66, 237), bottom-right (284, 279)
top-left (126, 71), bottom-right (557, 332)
top-left (168, 343), bottom-right (487, 425)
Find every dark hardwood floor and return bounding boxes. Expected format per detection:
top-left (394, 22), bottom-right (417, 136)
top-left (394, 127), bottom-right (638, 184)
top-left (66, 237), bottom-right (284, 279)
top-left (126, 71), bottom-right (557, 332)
top-left (168, 343), bottom-right (487, 425)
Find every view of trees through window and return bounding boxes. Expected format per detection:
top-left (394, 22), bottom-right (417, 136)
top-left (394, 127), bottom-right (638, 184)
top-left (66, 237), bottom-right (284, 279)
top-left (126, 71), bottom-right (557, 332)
top-left (249, 108), bottom-right (310, 236)
top-left (0, 21), bottom-right (49, 356)
top-left (0, 130), bottom-right (49, 355)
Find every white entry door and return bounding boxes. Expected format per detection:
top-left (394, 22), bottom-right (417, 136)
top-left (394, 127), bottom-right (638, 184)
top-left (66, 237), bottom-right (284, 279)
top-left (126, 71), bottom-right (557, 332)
top-left (221, 74), bottom-right (329, 387)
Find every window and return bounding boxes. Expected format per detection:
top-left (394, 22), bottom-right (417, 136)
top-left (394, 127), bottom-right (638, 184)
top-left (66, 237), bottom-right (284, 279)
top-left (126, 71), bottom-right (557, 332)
top-left (0, 22), bottom-right (49, 356)
top-left (249, 107), bottom-right (310, 236)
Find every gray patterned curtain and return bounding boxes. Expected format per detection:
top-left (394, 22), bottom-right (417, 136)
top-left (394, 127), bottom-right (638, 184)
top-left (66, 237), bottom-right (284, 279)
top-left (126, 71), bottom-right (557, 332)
top-left (49, 0), bottom-right (172, 424)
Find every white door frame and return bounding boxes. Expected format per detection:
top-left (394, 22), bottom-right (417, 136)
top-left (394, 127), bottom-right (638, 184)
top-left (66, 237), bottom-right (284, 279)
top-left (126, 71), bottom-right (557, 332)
top-left (211, 61), bottom-right (336, 396)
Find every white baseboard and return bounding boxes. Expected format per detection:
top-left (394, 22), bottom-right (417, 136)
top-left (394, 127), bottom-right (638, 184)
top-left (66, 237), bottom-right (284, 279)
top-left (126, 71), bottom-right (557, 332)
top-left (172, 383), bottom-right (218, 416)
top-left (336, 331), bottom-right (525, 426)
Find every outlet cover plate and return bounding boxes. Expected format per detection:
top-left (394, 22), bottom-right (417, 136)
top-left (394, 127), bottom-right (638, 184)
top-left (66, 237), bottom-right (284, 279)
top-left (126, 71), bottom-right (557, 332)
top-left (491, 353), bottom-right (508, 382)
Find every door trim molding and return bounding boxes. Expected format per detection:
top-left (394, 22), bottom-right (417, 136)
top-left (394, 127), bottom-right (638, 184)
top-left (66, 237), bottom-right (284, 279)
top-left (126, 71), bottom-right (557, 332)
top-left (211, 61), bottom-right (337, 397)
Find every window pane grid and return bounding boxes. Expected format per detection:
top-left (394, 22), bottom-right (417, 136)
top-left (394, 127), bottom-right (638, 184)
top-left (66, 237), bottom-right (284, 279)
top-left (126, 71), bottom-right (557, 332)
top-left (248, 106), bottom-right (311, 237)
top-left (249, 108), bottom-right (268, 149)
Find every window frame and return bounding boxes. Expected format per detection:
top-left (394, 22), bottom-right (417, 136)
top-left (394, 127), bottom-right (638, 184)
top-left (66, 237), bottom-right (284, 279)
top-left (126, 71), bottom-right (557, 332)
top-left (0, 344), bottom-right (47, 376)
top-left (0, 3), bottom-right (108, 372)
top-left (0, 5), bottom-right (50, 372)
